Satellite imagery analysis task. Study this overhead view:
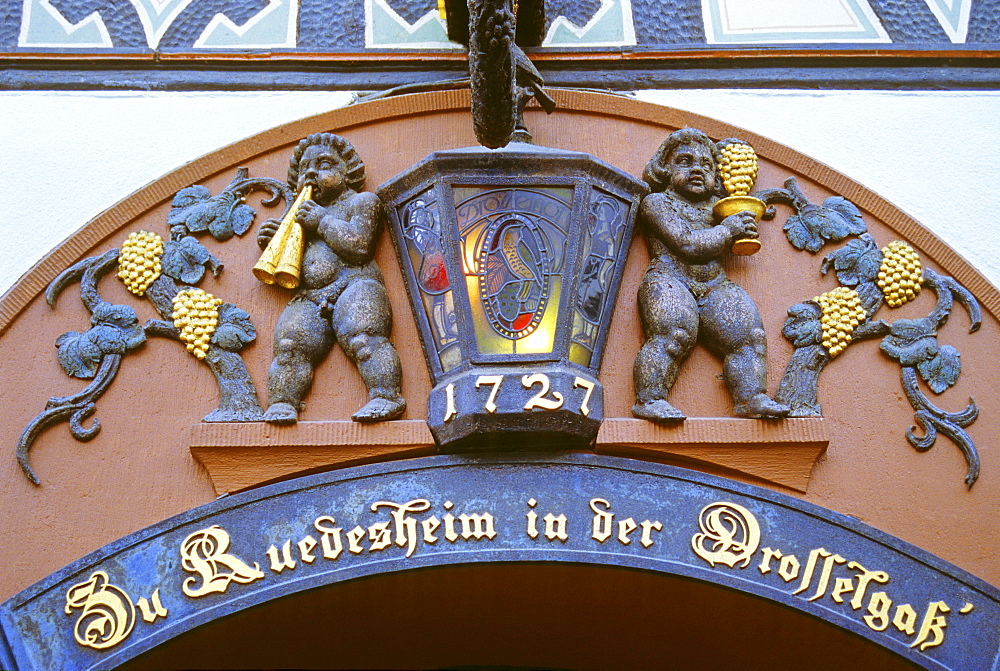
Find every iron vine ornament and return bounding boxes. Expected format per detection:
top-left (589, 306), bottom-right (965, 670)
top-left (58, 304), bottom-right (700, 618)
top-left (15, 168), bottom-right (289, 485)
top-left (759, 177), bottom-right (982, 487)
top-left (18, 135), bottom-right (407, 484)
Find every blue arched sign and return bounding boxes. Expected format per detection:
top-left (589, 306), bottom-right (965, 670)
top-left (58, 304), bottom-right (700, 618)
top-left (1, 454), bottom-right (998, 670)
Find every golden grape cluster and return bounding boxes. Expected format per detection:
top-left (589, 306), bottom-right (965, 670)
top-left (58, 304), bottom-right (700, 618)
top-left (171, 288), bottom-right (223, 359)
top-left (813, 286), bottom-right (867, 357)
top-left (719, 142), bottom-right (759, 197)
top-left (877, 241), bottom-right (923, 308)
top-left (117, 231), bottom-right (164, 296)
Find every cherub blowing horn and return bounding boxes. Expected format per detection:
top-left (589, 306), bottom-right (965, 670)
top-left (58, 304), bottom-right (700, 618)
top-left (253, 133), bottom-right (405, 425)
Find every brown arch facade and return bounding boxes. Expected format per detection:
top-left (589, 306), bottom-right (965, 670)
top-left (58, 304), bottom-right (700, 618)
top-left (0, 88), bottom-right (996, 637)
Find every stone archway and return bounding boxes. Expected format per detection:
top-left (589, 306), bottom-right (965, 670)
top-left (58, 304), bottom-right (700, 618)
top-left (3, 456), bottom-right (995, 670)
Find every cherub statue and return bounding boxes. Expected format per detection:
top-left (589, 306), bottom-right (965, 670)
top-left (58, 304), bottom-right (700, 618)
top-left (258, 133), bottom-right (405, 424)
top-left (632, 128), bottom-right (789, 421)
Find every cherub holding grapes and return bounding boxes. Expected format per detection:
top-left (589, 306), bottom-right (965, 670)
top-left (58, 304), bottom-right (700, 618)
top-left (632, 128), bottom-right (789, 421)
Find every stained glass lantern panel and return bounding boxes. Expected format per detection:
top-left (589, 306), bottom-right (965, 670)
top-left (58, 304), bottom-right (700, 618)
top-left (397, 187), bottom-right (463, 373)
top-left (454, 186), bottom-right (572, 358)
top-left (568, 187), bottom-right (634, 367)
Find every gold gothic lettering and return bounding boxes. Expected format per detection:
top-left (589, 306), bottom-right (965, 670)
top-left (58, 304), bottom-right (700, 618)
top-left (522, 373), bottom-right (565, 410)
top-left (526, 498), bottom-right (540, 539)
top-left (588, 498), bottom-right (663, 548)
top-left (572, 377), bottom-right (595, 416)
top-left (912, 601), bottom-right (951, 651)
top-left (370, 498), bottom-right (433, 557)
top-left (460, 512), bottom-right (497, 540)
top-left (475, 375), bottom-right (503, 413)
top-left (590, 498), bottom-right (613, 542)
top-left (266, 540), bottom-right (297, 572)
top-left (136, 589), bottom-right (168, 624)
top-left (443, 383), bottom-right (457, 422)
top-left (180, 526), bottom-right (264, 598)
top-left (368, 521), bottom-right (393, 551)
top-left (544, 513), bottom-right (568, 541)
top-left (249, 500), bottom-right (499, 583)
top-left (64, 571), bottom-right (136, 650)
top-left (691, 502), bottom-right (760, 568)
top-left (691, 502), bottom-right (973, 651)
top-left (314, 516), bottom-right (344, 559)
top-left (298, 535), bottom-right (319, 563)
top-left (791, 548), bottom-right (847, 602)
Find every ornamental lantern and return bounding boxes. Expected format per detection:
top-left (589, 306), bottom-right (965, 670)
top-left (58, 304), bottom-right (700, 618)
top-left (378, 143), bottom-right (647, 450)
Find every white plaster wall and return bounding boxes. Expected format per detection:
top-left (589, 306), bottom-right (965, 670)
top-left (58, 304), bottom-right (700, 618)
top-left (0, 91), bottom-right (353, 296)
top-left (1, 89), bottom-right (998, 296)
top-left (635, 90), bottom-right (1000, 291)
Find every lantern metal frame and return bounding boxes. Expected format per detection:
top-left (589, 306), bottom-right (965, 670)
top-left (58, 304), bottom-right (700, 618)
top-left (379, 142), bottom-right (647, 450)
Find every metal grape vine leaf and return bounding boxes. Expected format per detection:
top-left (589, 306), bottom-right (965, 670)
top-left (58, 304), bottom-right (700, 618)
top-left (16, 169), bottom-right (292, 485)
top-left (761, 177), bottom-right (982, 487)
top-left (167, 172), bottom-right (258, 242)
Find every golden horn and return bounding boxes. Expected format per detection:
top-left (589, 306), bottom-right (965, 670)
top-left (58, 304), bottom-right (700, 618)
top-left (273, 217), bottom-right (304, 289)
top-left (252, 185), bottom-right (311, 289)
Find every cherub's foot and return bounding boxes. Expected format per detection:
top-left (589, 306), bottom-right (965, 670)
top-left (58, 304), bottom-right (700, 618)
top-left (263, 402), bottom-right (299, 425)
top-left (787, 402), bottom-right (822, 418)
top-left (734, 393), bottom-right (790, 419)
top-left (352, 396), bottom-right (406, 423)
top-left (203, 407), bottom-right (264, 423)
top-left (632, 399), bottom-right (686, 422)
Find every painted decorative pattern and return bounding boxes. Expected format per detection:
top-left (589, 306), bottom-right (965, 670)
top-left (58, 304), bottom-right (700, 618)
top-left (3, 0), bottom-right (995, 51)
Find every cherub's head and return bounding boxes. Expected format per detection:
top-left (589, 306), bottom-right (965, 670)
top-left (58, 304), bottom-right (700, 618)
top-left (643, 128), bottom-right (720, 200)
top-left (287, 133), bottom-right (365, 204)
